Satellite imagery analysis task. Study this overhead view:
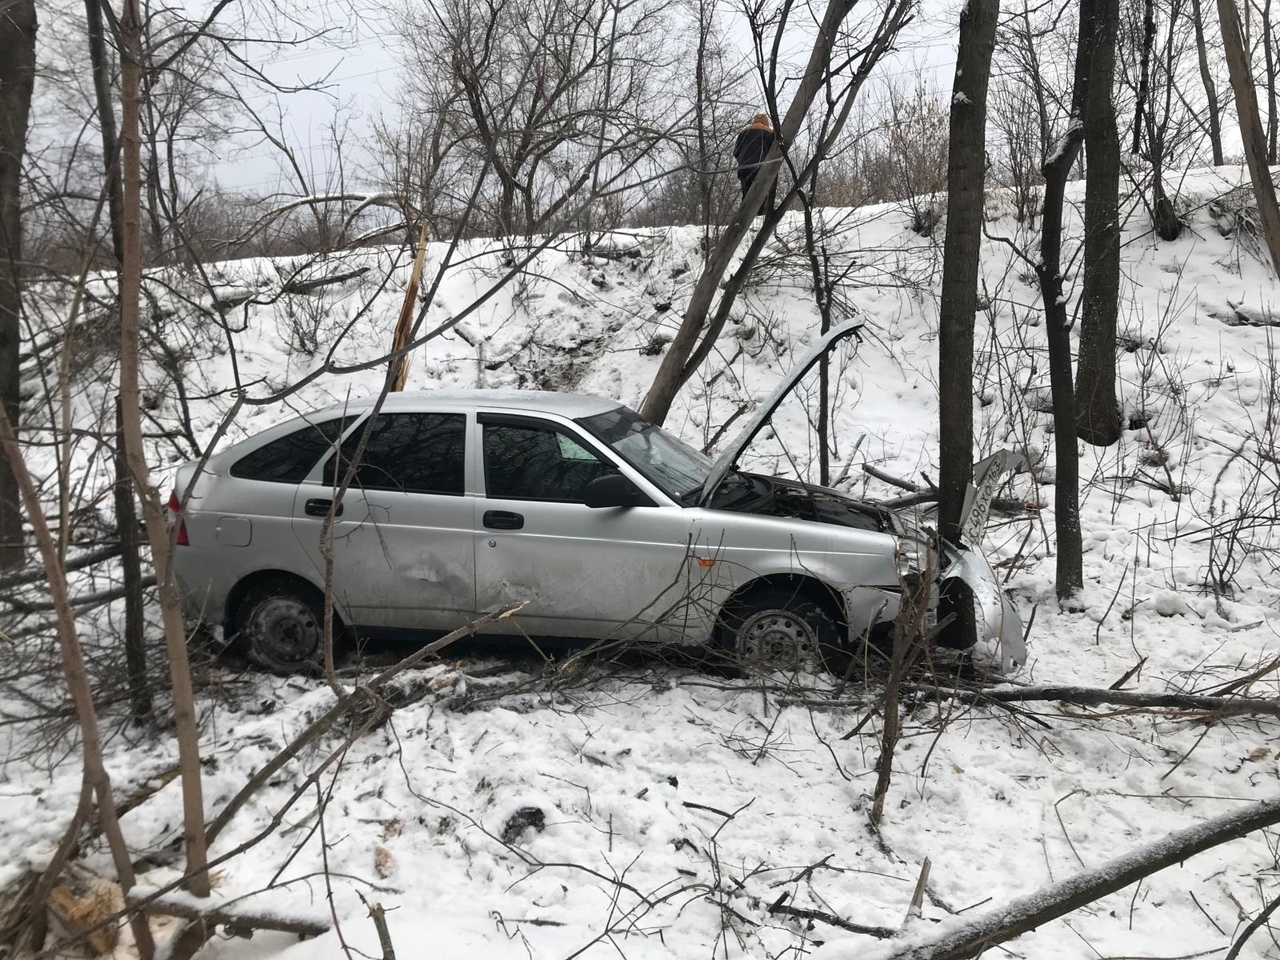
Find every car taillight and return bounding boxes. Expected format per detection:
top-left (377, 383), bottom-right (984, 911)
top-left (168, 491), bottom-right (189, 546)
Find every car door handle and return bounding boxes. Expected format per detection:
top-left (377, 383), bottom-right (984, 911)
top-left (305, 498), bottom-right (343, 518)
top-left (483, 510), bottom-right (524, 530)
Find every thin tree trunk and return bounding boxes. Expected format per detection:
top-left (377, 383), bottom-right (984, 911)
top-left (1262, 0), bottom-right (1278, 161)
top-left (938, 0), bottom-right (1000, 543)
top-left (1039, 134), bottom-right (1085, 598)
top-left (0, 0), bottom-right (36, 573)
top-left (1075, 0), bottom-right (1123, 446)
top-left (1190, 0), bottom-right (1225, 165)
top-left (87, 0), bottom-right (150, 689)
top-left (118, 0), bottom-right (211, 897)
top-left (937, 0), bottom-right (1000, 646)
top-left (1218, 0), bottom-right (1280, 275)
top-left (85, 0), bottom-right (124, 265)
top-left (114, 396), bottom-right (151, 721)
top-left (0, 406), bottom-right (156, 959)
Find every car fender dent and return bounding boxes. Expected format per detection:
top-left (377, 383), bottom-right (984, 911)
top-left (942, 544), bottom-right (1026, 673)
top-left (841, 586), bottom-right (897, 636)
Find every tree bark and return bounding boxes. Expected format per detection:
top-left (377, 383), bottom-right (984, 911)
top-left (937, 0), bottom-right (1000, 648)
top-left (0, 0), bottom-right (36, 573)
top-left (114, 396), bottom-right (151, 721)
top-left (85, 0), bottom-right (125, 266)
top-left (1029, 0), bottom-right (1093, 599)
top-left (1261, 0), bottom-right (1278, 162)
top-left (118, 0), bottom-right (211, 897)
top-left (1075, 0), bottom-right (1123, 447)
top-left (1190, 0), bottom-right (1225, 165)
top-left (1218, 0), bottom-right (1280, 275)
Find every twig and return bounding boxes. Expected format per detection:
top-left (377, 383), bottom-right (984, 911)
top-left (357, 893), bottom-right (397, 960)
top-left (1224, 894), bottom-right (1280, 960)
top-left (769, 894), bottom-right (896, 939)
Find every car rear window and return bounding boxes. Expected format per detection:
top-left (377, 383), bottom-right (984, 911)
top-left (323, 413), bottom-right (466, 495)
top-left (229, 415), bottom-right (350, 483)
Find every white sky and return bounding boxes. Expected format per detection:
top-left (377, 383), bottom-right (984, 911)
top-left (211, 0), bottom-right (967, 196)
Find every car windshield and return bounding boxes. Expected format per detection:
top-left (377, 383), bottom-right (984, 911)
top-left (577, 406), bottom-right (712, 501)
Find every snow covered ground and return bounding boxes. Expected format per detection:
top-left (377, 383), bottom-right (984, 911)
top-left (4, 165), bottom-right (1280, 958)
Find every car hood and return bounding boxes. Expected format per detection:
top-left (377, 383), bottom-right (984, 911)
top-left (697, 321), bottom-right (1023, 547)
top-left (699, 321), bottom-right (863, 508)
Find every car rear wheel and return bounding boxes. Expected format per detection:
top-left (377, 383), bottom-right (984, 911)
top-left (235, 579), bottom-right (333, 673)
top-left (719, 587), bottom-right (844, 670)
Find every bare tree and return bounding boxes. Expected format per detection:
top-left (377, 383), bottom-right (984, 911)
top-left (388, 0), bottom-right (678, 237)
top-left (938, 0), bottom-right (1001, 648)
top-left (1218, 0), bottom-right (1280, 274)
top-left (0, 0), bottom-right (37, 573)
top-left (1074, 0), bottom-right (1122, 447)
top-left (1190, 0), bottom-right (1226, 164)
top-left (640, 0), bottom-right (914, 425)
top-left (1033, 0), bottom-right (1095, 598)
top-left (117, 0), bottom-right (210, 896)
top-left (1246, 0), bottom-right (1277, 161)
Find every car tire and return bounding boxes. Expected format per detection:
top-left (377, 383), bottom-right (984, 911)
top-left (234, 579), bottom-right (333, 674)
top-left (718, 587), bottom-right (844, 671)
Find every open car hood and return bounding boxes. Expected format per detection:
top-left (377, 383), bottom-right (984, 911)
top-left (699, 321), bottom-right (863, 508)
top-left (696, 321), bottom-right (1024, 546)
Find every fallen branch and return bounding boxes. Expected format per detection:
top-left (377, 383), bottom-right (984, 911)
top-left (769, 892), bottom-right (896, 939)
top-left (864, 464), bottom-right (921, 492)
top-left (137, 896), bottom-right (328, 937)
top-left (873, 796), bottom-right (1280, 960)
top-left (0, 544), bottom-right (122, 590)
top-left (921, 683), bottom-right (1280, 719)
top-left (281, 266), bottom-right (370, 296)
top-left (1, 576), bottom-right (156, 613)
top-left (145, 896), bottom-right (328, 960)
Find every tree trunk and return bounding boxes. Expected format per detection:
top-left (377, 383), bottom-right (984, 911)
top-left (114, 396), bottom-right (151, 721)
top-left (1218, 0), bottom-right (1280, 275)
top-left (1190, 0), bottom-right (1226, 165)
top-left (1033, 0), bottom-right (1091, 600)
top-left (938, 0), bottom-right (1000, 646)
top-left (1075, 0), bottom-right (1123, 447)
top-left (640, 0), bottom-right (864, 426)
top-left (118, 0), bottom-right (211, 897)
top-left (85, 0), bottom-right (124, 265)
top-left (88, 0), bottom-right (151, 690)
top-left (1262, 0), bottom-right (1278, 161)
top-left (0, 0), bottom-right (36, 573)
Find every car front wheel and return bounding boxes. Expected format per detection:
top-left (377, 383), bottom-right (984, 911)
top-left (719, 587), bottom-right (844, 670)
top-left (235, 580), bottom-right (331, 673)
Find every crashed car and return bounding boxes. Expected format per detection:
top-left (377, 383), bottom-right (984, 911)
top-left (169, 323), bottom-right (1025, 673)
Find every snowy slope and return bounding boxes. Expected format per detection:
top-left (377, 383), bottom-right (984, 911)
top-left (4, 165), bottom-right (1280, 959)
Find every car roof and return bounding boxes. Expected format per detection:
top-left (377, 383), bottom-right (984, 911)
top-left (310, 388), bottom-right (625, 420)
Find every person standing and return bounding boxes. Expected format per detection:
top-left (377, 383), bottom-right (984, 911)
top-left (733, 113), bottom-right (775, 201)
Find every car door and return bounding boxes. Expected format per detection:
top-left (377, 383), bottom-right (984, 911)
top-left (291, 411), bottom-right (476, 632)
top-left (473, 413), bottom-right (705, 641)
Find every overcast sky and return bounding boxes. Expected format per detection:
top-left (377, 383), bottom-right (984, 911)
top-left (211, 0), bottom-right (966, 197)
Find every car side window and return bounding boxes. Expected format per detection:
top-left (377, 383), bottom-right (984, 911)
top-left (484, 422), bottom-right (613, 502)
top-left (230, 415), bottom-right (350, 483)
top-left (324, 413), bottom-right (466, 495)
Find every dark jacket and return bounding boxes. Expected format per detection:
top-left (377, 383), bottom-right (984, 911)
top-left (733, 117), bottom-right (775, 190)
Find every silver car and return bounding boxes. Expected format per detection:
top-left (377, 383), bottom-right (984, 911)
top-left (170, 326), bottom-right (1025, 673)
